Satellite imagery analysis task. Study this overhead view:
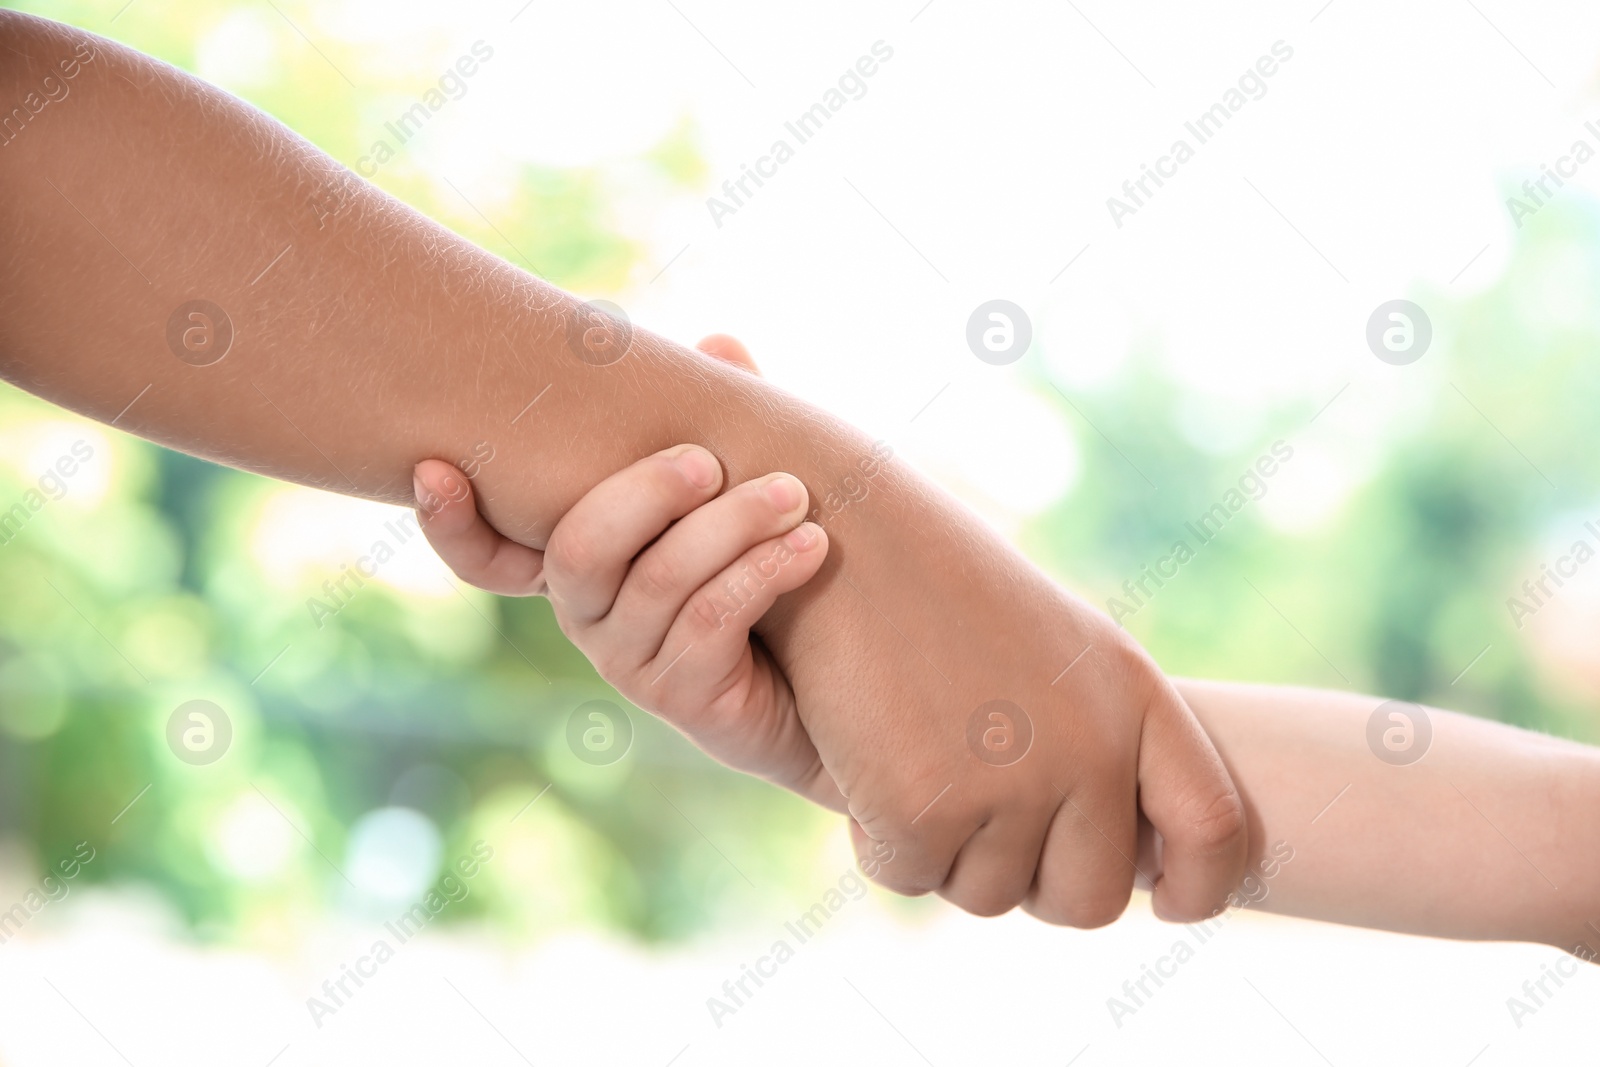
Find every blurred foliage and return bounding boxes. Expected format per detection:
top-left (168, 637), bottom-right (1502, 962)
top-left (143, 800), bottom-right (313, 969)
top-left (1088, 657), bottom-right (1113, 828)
top-left (1027, 195), bottom-right (1600, 746)
top-left (0, 0), bottom-right (830, 947)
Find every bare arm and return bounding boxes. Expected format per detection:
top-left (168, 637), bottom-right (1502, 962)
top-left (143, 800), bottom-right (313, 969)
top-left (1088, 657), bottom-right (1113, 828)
top-left (0, 11), bottom-right (759, 535)
top-left (1167, 679), bottom-right (1600, 955)
top-left (0, 12), bottom-right (1251, 923)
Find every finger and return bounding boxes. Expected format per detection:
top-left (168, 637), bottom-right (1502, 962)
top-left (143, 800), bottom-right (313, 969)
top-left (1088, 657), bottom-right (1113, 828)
top-left (849, 817), bottom-right (906, 885)
top-left (646, 520), bottom-right (827, 706)
top-left (938, 816), bottom-right (1048, 918)
top-left (1023, 783), bottom-right (1138, 928)
top-left (695, 333), bottom-right (759, 375)
top-left (599, 472), bottom-right (810, 657)
top-left (1137, 681), bottom-right (1249, 922)
top-left (413, 460), bottom-right (546, 596)
top-left (542, 444), bottom-right (724, 625)
top-left (846, 782), bottom-right (969, 898)
top-left (794, 750), bottom-right (849, 815)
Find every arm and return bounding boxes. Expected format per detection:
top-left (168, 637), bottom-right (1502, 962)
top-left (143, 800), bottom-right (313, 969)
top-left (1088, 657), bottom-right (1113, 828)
top-left (0, 12), bottom-right (1249, 922)
top-left (0, 11), bottom-right (756, 534)
top-left (1168, 679), bottom-right (1600, 955)
top-left (428, 420), bottom-right (1600, 949)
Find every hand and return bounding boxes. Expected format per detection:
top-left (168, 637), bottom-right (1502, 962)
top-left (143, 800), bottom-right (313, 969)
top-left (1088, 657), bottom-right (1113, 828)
top-left (413, 337), bottom-right (843, 807)
top-left (416, 335), bottom-right (1249, 925)
top-left (410, 335), bottom-right (759, 596)
top-left (0, 13), bottom-right (1244, 926)
top-left (775, 502), bottom-right (1248, 925)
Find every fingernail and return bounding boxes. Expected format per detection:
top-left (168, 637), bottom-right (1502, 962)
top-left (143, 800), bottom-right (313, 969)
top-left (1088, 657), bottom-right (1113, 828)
top-left (763, 473), bottom-right (803, 513)
top-left (674, 446), bottom-right (720, 489)
top-left (786, 522), bottom-right (819, 549)
top-left (412, 473), bottom-right (428, 508)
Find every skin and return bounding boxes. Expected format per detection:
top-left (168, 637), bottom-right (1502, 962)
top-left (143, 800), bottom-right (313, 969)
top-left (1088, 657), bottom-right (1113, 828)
top-left (415, 337), bottom-right (840, 826)
top-left (493, 437), bottom-right (838, 797)
top-left (0, 11), bottom-right (1249, 924)
top-left (433, 416), bottom-right (1600, 951)
top-left (1175, 681), bottom-right (1600, 955)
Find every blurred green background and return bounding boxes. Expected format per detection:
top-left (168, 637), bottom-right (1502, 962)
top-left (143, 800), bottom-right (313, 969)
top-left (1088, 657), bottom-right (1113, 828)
top-left (3, 0), bottom-right (1597, 951)
top-left (1, 0), bottom-right (837, 949)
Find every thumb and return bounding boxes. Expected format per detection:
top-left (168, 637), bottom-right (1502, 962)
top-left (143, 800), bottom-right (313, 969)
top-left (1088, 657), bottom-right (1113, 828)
top-left (1137, 679), bottom-right (1248, 921)
top-left (413, 459), bottom-right (546, 597)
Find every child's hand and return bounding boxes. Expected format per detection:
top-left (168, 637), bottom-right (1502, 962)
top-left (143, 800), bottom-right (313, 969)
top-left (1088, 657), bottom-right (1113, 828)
top-left (408, 334), bottom-right (759, 597)
top-left (423, 446), bottom-right (837, 805)
top-left (413, 337), bottom-right (842, 806)
top-left (417, 334), bottom-right (1248, 925)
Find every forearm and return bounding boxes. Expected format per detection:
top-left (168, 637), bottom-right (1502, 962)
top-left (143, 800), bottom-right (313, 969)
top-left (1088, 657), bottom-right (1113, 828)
top-left (0, 12), bottom-right (1075, 705)
top-left (0, 13), bottom-right (1001, 802)
top-left (1173, 678), bottom-right (1600, 953)
top-left (0, 16), bottom-right (1250, 917)
top-left (0, 12), bottom-right (826, 544)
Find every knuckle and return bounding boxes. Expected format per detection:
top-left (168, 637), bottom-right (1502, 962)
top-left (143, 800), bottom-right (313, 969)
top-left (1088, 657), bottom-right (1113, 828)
top-left (942, 882), bottom-right (1024, 919)
top-left (584, 646), bottom-right (625, 685)
top-left (864, 862), bottom-right (934, 897)
top-left (684, 586), bottom-right (737, 634)
top-left (688, 585), bottom-right (732, 633)
top-left (1030, 880), bottom-right (1132, 930)
top-left (865, 843), bottom-right (943, 897)
top-left (851, 830), bottom-right (939, 897)
top-left (1093, 628), bottom-right (1150, 683)
top-left (1183, 787), bottom-right (1248, 856)
top-left (645, 462), bottom-right (701, 517)
top-left (1071, 888), bottom-right (1133, 929)
top-left (629, 552), bottom-right (681, 603)
top-left (551, 609), bottom-right (581, 643)
top-left (543, 527), bottom-right (596, 585)
top-left (854, 835), bottom-right (898, 879)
